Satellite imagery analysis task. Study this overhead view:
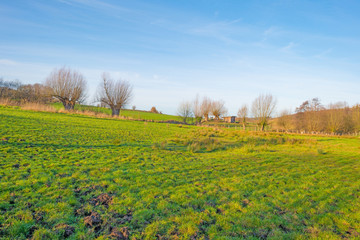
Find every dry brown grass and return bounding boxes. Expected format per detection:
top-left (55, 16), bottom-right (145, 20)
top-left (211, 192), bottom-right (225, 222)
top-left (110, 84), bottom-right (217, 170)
top-left (0, 99), bottom-right (172, 125)
top-left (22, 103), bottom-right (57, 112)
top-left (57, 109), bottom-right (115, 119)
top-left (0, 99), bottom-right (137, 121)
top-left (0, 98), bottom-right (19, 106)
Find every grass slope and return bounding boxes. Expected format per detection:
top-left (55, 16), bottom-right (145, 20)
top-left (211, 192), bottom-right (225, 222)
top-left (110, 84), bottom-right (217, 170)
top-left (52, 103), bottom-right (182, 122)
top-left (0, 106), bottom-right (359, 239)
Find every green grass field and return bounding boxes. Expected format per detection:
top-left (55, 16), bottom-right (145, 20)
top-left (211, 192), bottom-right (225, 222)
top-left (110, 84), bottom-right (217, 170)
top-left (0, 106), bottom-right (359, 239)
top-left (51, 103), bottom-right (183, 122)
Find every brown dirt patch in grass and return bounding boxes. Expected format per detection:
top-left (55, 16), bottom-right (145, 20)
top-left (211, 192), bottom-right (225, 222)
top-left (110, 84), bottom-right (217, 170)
top-left (84, 211), bottom-right (102, 227)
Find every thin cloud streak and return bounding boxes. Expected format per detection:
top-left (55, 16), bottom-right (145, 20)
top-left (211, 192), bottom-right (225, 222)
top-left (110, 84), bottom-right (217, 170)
top-left (0, 1), bottom-right (359, 115)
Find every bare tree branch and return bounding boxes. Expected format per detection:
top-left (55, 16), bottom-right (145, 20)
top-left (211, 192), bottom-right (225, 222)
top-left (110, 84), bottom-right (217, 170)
top-left (237, 104), bottom-right (248, 130)
top-left (45, 67), bottom-right (87, 110)
top-left (200, 96), bottom-right (212, 121)
top-left (178, 100), bottom-right (193, 123)
top-left (96, 73), bottom-right (133, 116)
top-left (211, 100), bottom-right (227, 120)
top-left (192, 95), bottom-right (202, 124)
top-left (251, 94), bottom-right (277, 131)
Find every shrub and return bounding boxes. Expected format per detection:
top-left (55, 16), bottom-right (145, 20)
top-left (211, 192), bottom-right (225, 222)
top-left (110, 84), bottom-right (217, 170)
top-left (152, 141), bottom-right (167, 150)
top-left (186, 137), bottom-right (222, 153)
top-left (317, 148), bottom-right (325, 155)
top-left (187, 142), bottom-right (201, 153)
top-left (150, 106), bottom-right (159, 114)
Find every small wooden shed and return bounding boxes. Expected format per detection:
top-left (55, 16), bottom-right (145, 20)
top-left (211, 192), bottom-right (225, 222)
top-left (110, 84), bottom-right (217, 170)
top-left (223, 116), bottom-right (236, 123)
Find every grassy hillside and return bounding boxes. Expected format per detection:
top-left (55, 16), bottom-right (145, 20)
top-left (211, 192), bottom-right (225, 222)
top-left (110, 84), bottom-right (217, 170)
top-left (52, 103), bottom-right (182, 122)
top-left (0, 106), bottom-right (359, 239)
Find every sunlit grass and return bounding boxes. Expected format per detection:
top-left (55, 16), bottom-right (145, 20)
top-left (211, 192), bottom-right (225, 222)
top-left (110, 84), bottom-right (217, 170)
top-left (0, 106), bottom-right (359, 239)
top-left (51, 102), bottom-right (183, 121)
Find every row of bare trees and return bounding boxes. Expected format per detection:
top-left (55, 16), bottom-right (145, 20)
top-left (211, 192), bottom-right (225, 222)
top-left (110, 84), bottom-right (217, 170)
top-left (44, 67), bottom-right (133, 115)
top-left (178, 93), bottom-right (277, 129)
top-left (177, 96), bottom-right (228, 123)
top-left (0, 78), bottom-right (53, 103)
top-left (1, 67), bottom-right (133, 116)
top-left (235, 94), bottom-right (277, 131)
top-left (3, 68), bottom-right (358, 134)
top-left (277, 98), bottom-right (360, 134)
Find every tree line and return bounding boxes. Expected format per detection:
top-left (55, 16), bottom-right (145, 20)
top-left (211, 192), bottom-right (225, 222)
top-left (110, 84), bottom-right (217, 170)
top-left (45, 67), bottom-right (133, 116)
top-left (179, 95), bottom-right (360, 134)
top-left (0, 78), bottom-right (53, 103)
top-left (177, 96), bottom-right (228, 124)
top-left (1, 67), bottom-right (359, 134)
top-left (277, 98), bottom-right (360, 134)
top-left (1, 67), bottom-right (133, 116)
top-left (178, 94), bottom-right (277, 131)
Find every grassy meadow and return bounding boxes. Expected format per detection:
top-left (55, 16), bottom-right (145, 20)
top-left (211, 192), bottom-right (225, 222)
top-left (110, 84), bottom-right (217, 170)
top-left (51, 103), bottom-right (183, 122)
top-left (0, 106), bottom-right (359, 239)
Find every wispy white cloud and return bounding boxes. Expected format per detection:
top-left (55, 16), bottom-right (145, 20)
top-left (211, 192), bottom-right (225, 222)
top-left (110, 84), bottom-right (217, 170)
top-left (0, 60), bottom-right (53, 83)
top-left (261, 26), bottom-right (285, 44)
top-left (186, 18), bottom-right (256, 45)
top-left (1, 1), bottom-right (359, 115)
top-left (0, 59), bottom-right (18, 66)
top-left (313, 48), bottom-right (333, 59)
top-left (189, 18), bottom-right (242, 36)
top-left (264, 26), bottom-right (276, 37)
top-left (56, 0), bottom-right (75, 6)
top-left (61, 0), bottom-right (131, 12)
top-left (281, 42), bottom-right (296, 52)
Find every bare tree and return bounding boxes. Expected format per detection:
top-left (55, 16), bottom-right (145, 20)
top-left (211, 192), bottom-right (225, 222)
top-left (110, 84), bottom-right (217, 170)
top-left (97, 73), bottom-right (133, 116)
top-left (251, 94), bottom-right (277, 131)
top-left (237, 104), bottom-right (248, 130)
top-left (200, 96), bottom-right (212, 121)
top-left (192, 95), bottom-right (202, 124)
top-left (177, 101), bottom-right (193, 123)
top-left (277, 109), bottom-right (292, 131)
top-left (45, 67), bottom-right (87, 110)
top-left (296, 98), bottom-right (324, 113)
top-left (211, 100), bottom-right (227, 120)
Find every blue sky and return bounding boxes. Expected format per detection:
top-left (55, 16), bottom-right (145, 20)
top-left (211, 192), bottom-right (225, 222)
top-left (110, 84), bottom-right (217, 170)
top-left (1, 0), bottom-right (359, 115)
